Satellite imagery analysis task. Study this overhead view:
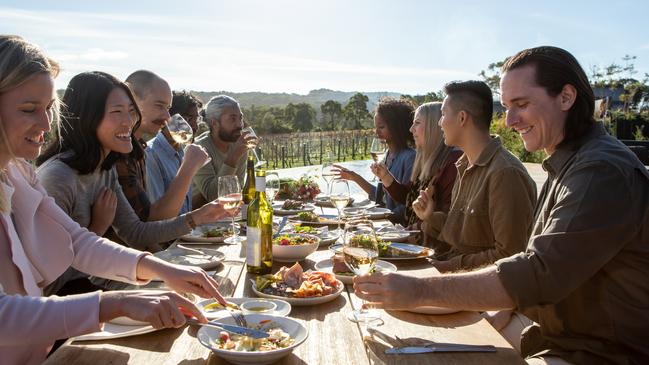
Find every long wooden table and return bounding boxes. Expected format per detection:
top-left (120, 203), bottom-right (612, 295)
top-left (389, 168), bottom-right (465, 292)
top-left (45, 223), bottom-right (524, 365)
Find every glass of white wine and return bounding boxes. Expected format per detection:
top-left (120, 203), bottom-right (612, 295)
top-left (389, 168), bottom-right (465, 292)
top-left (218, 175), bottom-right (243, 244)
top-left (329, 179), bottom-right (351, 234)
top-left (321, 151), bottom-right (335, 198)
top-left (265, 172), bottom-right (280, 205)
top-left (343, 219), bottom-right (381, 323)
top-left (168, 114), bottom-right (211, 166)
top-left (241, 126), bottom-right (266, 167)
top-left (369, 138), bottom-right (388, 182)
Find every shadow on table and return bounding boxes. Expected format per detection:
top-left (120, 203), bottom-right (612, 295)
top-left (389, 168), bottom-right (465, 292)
top-left (51, 345), bottom-right (131, 364)
top-left (383, 310), bottom-right (482, 328)
top-left (98, 327), bottom-right (184, 352)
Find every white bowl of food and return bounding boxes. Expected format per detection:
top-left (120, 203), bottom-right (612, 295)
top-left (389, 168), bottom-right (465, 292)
top-left (272, 233), bottom-right (320, 262)
top-left (197, 314), bottom-right (308, 365)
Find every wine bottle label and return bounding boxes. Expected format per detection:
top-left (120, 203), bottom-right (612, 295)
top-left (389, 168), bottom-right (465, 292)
top-left (246, 227), bottom-right (261, 266)
top-left (241, 204), bottom-right (248, 221)
top-left (255, 176), bottom-right (266, 192)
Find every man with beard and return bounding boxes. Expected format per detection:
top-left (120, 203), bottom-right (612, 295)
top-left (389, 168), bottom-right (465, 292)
top-left (115, 70), bottom-right (210, 221)
top-left (192, 95), bottom-right (250, 204)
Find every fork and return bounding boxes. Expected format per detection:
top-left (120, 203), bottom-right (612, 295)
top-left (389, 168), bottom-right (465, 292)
top-left (225, 304), bottom-right (247, 328)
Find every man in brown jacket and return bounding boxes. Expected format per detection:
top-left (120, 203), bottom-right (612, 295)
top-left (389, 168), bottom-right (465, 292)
top-left (414, 80), bottom-right (537, 272)
top-left (355, 46), bottom-right (649, 365)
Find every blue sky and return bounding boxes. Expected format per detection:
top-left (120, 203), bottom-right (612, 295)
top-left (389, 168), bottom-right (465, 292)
top-left (1, 0), bottom-right (647, 94)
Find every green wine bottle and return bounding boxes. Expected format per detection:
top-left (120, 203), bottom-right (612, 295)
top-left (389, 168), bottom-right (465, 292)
top-left (241, 151), bottom-right (256, 220)
top-left (246, 168), bottom-right (273, 274)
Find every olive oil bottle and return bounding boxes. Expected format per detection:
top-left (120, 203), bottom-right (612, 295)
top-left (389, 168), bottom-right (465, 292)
top-left (241, 151), bottom-right (256, 220)
top-left (246, 168), bottom-right (273, 274)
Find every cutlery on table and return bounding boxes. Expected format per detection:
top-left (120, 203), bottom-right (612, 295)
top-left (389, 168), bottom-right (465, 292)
top-left (186, 318), bottom-right (267, 339)
top-left (385, 344), bottom-right (497, 354)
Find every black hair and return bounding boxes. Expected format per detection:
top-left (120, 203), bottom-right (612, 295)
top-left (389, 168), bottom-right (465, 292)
top-left (375, 97), bottom-right (415, 150)
top-left (36, 71), bottom-right (143, 173)
top-left (170, 90), bottom-right (203, 116)
top-left (443, 80), bottom-right (493, 130)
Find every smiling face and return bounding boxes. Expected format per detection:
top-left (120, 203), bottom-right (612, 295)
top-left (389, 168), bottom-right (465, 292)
top-left (410, 110), bottom-right (425, 148)
top-left (96, 87), bottom-right (137, 156)
top-left (134, 79), bottom-right (172, 138)
top-left (0, 72), bottom-right (55, 166)
top-left (500, 65), bottom-right (569, 154)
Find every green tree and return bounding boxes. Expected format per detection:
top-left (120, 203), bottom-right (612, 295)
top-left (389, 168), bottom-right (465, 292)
top-left (343, 92), bottom-right (371, 129)
top-left (320, 100), bottom-right (342, 131)
top-left (292, 103), bottom-right (316, 132)
top-left (400, 91), bottom-right (444, 106)
top-left (479, 58), bottom-right (509, 95)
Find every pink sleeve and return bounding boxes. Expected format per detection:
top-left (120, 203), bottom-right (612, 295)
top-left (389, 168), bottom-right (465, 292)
top-left (0, 291), bottom-right (101, 345)
top-left (29, 165), bottom-right (151, 285)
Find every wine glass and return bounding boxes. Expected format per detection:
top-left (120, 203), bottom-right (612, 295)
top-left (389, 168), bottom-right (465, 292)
top-left (329, 179), bottom-right (351, 234)
top-left (321, 151), bottom-right (335, 198)
top-left (369, 138), bottom-right (388, 182)
top-left (218, 175), bottom-right (243, 244)
top-left (265, 172), bottom-right (280, 205)
top-left (168, 114), bottom-right (194, 144)
top-left (241, 126), bottom-right (266, 167)
top-left (343, 219), bottom-right (381, 323)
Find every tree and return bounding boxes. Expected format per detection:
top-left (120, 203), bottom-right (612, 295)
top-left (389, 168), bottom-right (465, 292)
top-left (478, 58), bottom-right (509, 95)
top-left (343, 92), bottom-right (371, 129)
top-left (400, 91), bottom-right (444, 106)
top-left (320, 100), bottom-right (342, 131)
top-left (292, 103), bottom-right (316, 132)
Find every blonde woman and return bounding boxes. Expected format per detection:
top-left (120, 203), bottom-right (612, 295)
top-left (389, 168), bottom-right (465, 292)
top-left (0, 35), bottom-right (225, 365)
top-left (372, 102), bottom-right (461, 248)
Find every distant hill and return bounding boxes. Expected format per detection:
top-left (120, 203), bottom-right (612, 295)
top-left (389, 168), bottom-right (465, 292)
top-left (192, 88), bottom-right (403, 111)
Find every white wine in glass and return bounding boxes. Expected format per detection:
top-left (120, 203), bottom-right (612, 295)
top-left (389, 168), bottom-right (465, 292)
top-left (241, 126), bottom-right (266, 167)
top-left (168, 114), bottom-right (194, 144)
top-left (218, 175), bottom-right (243, 244)
top-left (329, 179), bottom-right (350, 233)
top-left (265, 172), bottom-right (280, 205)
top-left (369, 138), bottom-right (388, 182)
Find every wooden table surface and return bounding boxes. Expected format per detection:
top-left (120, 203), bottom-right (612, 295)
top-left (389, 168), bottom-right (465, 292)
top-left (45, 218), bottom-right (524, 365)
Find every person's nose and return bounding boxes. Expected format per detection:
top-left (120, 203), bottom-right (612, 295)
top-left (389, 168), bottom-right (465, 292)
top-left (505, 110), bottom-right (518, 128)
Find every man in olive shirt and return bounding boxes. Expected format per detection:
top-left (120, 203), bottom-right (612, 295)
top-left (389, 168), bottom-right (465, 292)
top-left (354, 46), bottom-right (649, 365)
top-left (192, 95), bottom-right (250, 205)
top-left (414, 80), bottom-right (537, 272)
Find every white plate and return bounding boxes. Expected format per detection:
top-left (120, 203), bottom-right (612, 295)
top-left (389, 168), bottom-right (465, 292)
top-left (314, 259), bottom-right (397, 284)
top-left (73, 322), bottom-right (157, 342)
top-left (153, 247), bottom-right (225, 269)
top-left (344, 206), bottom-right (392, 219)
top-left (317, 231), bottom-right (341, 247)
top-left (251, 279), bottom-right (344, 306)
top-left (180, 224), bottom-right (232, 243)
top-left (198, 297), bottom-right (292, 319)
top-left (273, 203), bottom-right (316, 216)
top-left (288, 214), bottom-right (341, 227)
top-left (329, 242), bottom-right (434, 261)
top-left (405, 306), bottom-right (460, 315)
top-left (197, 314), bottom-right (308, 365)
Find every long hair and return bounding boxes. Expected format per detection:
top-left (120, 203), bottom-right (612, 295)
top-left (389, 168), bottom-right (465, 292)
top-left (374, 97), bottom-right (415, 151)
top-left (411, 102), bottom-right (453, 182)
top-left (502, 46), bottom-right (595, 149)
top-left (36, 71), bottom-right (143, 174)
top-left (0, 35), bottom-right (60, 213)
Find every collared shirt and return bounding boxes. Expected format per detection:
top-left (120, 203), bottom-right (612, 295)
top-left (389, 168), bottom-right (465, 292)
top-left (114, 139), bottom-right (150, 221)
top-left (192, 131), bottom-right (247, 203)
top-left (496, 123), bottom-right (649, 364)
top-left (423, 136), bottom-right (537, 270)
top-left (146, 131), bottom-right (191, 215)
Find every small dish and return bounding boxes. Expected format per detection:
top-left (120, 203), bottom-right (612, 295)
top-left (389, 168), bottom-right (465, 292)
top-left (240, 299), bottom-right (277, 314)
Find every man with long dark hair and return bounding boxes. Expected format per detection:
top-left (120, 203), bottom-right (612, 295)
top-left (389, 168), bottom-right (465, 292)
top-left (354, 46), bottom-right (649, 364)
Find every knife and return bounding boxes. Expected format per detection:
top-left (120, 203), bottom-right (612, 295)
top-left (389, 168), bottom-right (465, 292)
top-left (385, 344), bottom-right (497, 354)
top-left (273, 216), bottom-right (289, 238)
top-left (187, 318), bottom-right (269, 339)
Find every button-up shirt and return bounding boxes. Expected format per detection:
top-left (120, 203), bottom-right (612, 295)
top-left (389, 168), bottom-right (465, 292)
top-left (423, 136), bottom-right (537, 270)
top-left (496, 123), bottom-right (649, 364)
top-left (146, 131), bottom-right (191, 215)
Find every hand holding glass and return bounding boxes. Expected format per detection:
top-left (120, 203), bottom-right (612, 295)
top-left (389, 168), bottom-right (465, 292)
top-left (369, 138), bottom-right (388, 182)
top-left (241, 126), bottom-right (266, 167)
top-left (218, 175), bottom-right (243, 244)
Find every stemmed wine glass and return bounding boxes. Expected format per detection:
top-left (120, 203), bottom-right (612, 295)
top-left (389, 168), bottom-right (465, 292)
top-left (343, 219), bottom-right (381, 323)
top-left (168, 114), bottom-right (211, 165)
top-left (241, 126), bottom-right (266, 167)
top-left (265, 172), bottom-right (280, 205)
top-left (369, 138), bottom-right (388, 182)
top-left (329, 179), bottom-right (351, 234)
top-left (218, 175), bottom-right (243, 244)
top-left (321, 151), bottom-right (335, 198)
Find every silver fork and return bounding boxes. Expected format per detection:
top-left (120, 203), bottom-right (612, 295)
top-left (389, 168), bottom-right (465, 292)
top-left (225, 304), bottom-right (247, 328)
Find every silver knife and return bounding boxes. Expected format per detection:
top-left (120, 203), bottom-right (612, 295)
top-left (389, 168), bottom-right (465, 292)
top-left (187, 319), bottom-right (269, 339)
top-left (386, 345), bottom-right (497, 354)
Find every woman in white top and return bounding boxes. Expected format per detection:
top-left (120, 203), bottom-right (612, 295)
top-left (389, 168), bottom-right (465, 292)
top-left (0, 35), bottom-right (226, 365)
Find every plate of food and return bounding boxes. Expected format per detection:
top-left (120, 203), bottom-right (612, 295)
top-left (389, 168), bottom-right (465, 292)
top-left (288, 212), bottom-right (341, 227)
top-left (284, 225), bottom-right (340, 247)
top-left (153, 247), bottom-right (225, 269)
top-left (197, 314), bottom-right (308, 365)
top-left (329, 242), bottom-right (434, 261)
top-left (180, 224), bottom-right (234, 243)
top-left (343, 206), bottom-right (392, 219)
top-left (251, 263), bottom-right (344, 306)
top-left (376, 226), bottom-right (411, 242)
top-left (272, 233), bottom-right (320, 262)
top-left (314, 256), bottom-right (397, 284)
top-left (198, 297), bottom-right (292, 319)
top-left (273, 200), bottom-right (316, 216)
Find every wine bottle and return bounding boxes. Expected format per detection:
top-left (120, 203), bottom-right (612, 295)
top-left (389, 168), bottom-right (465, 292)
top-left (241, 150), bottom-right (256, 220)
top-left (247, 168), bottom-right (273, 274)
